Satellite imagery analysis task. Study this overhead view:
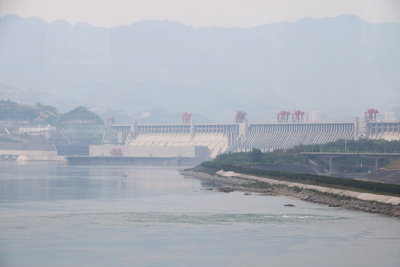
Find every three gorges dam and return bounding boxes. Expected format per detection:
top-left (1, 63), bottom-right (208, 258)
top-left (88, 109), bottom-right (400, 161)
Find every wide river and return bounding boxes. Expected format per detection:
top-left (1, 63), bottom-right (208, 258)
top-left (0, 162), bottom-right (399, 266)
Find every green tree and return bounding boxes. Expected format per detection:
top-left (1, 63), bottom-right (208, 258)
top-left (249, 148), bottom-right (262, 162)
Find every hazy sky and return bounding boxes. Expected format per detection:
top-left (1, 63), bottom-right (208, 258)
top-left (0, 0), bottom-right (399, 28)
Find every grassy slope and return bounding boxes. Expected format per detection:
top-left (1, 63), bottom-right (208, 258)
top-left (386, 159), bottom-right (400, 170)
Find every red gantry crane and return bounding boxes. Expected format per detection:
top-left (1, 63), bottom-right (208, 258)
top-left (106, 116), bottom-right (115, 125)
top-left (364, 108), bottom-right (378, 122)
top-left (236, 111), bottom-right (247, 123)
top-left (292, 110), bottom-right (305, 123)
top-left (182, 112), bottom-right (192, 124)
top-left (277, 111), bottom-right (290, 123)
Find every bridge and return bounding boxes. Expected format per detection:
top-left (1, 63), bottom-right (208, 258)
top-left (301, 152), bottom-right (400, 176)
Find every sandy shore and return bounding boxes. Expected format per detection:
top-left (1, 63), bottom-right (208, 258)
top-left (181, 169), bottom-right (400, 218)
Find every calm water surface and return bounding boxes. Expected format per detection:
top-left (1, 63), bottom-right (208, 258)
top-left (0, 162), bottom-right (399, 266)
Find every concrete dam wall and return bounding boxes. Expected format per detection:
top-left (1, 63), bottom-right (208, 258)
top-left (110, 120), bottom-right (400, 159)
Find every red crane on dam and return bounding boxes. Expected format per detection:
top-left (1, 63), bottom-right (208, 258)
top-left (106, 116), bottom-right (115, 125)
top-left (236, 111), bottom-right (247, 123)
top-left (277, 111), bottom-right (290, 123)
top-left (292, 110), bottom-right (305, 123)
top-left (182, 112), bottom-right (192, 124)
top-left (365, 109), bottom-right (378, 122)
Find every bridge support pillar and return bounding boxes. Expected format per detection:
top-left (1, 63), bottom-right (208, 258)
top-left (328, 156), bottom-right (340, 176)
top-left (374, 157), bottom-right (383, 171)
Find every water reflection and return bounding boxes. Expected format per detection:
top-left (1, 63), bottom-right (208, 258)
top-left (0, 162), bottom-right (201, 201)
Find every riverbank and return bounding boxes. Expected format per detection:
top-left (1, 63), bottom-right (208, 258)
top-left (181, 167), bottom-right (400, 218)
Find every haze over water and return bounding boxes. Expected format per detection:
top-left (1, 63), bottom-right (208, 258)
top-left (0, 163), bottom-right (399, 266)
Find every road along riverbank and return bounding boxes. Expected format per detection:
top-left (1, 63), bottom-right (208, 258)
top-left (181, 168), bottom-right (400, 218)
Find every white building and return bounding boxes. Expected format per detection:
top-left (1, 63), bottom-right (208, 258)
top-left (19, 125), bottom-right (56, 135)
top-left (309, 111), bottom-right (321, 122)
top-left (384, 112), bottom-right (396, 122)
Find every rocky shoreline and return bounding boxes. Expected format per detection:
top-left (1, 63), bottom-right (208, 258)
top-left (180, 169), bottom-right (400, 218)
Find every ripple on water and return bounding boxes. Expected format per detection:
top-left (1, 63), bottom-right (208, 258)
top-left (1, 212), bottom-right (346, 231)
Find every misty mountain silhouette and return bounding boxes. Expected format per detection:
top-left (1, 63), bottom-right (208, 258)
top-left (0, 14), bottom-right (399, 122)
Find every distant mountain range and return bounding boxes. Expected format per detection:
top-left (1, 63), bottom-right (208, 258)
top-left (0, 99), bottom-right (103, 125)
top-left (0, 14), bottom-right (399, 123)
